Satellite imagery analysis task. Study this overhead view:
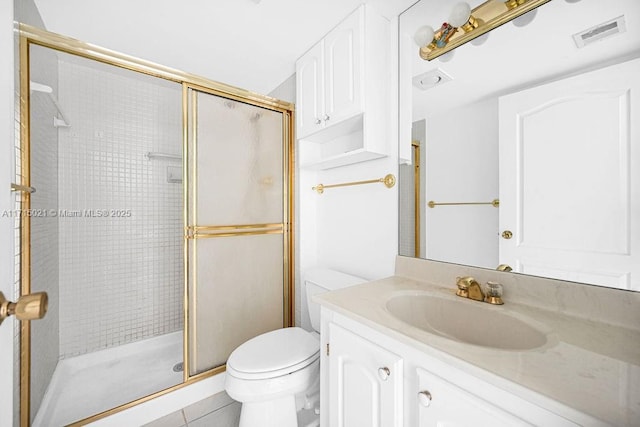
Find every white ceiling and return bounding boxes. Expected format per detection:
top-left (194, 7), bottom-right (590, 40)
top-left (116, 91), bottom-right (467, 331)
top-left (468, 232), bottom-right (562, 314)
top-left (32, 0), bottom-right (416, 95)
top-left (401, 0), bottom-right (640, 119)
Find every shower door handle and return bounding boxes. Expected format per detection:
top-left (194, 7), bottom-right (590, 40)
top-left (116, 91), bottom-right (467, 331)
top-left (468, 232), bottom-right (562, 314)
top-left (11, 183), bottom-right (36, 193)
top-left (0, 291), bottom-right (48, 326)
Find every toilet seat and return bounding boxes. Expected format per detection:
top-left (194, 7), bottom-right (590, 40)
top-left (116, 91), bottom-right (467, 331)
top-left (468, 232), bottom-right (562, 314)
top-left (227, 327), bottom-right (319, 380)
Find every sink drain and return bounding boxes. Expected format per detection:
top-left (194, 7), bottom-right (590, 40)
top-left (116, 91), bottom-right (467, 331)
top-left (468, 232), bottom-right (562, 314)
top-left (172, 362), bottom-right (183, 372)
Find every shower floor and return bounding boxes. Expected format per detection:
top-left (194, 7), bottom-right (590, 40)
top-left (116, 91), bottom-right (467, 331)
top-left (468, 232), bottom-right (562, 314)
top-left (34, 331), bottom-right (183, 427)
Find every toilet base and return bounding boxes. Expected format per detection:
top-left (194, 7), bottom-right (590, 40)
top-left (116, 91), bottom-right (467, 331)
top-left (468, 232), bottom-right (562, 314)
top-left (239, 395), bottom-right (297, 427)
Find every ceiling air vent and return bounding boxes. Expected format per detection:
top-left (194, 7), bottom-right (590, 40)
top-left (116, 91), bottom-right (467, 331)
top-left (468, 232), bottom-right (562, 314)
top-left (413, 68), bottom-right (453, 91)
top-left (573, 15), bottom-right (626, 48)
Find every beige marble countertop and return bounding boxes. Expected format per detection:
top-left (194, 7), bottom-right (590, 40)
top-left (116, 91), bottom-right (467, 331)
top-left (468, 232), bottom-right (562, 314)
top-left (316, 275), bottom-right (640, 426)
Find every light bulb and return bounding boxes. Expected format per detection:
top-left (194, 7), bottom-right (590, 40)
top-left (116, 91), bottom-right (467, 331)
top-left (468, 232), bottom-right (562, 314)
top-left (470, 32), bottom-right (489, 46)
top-left (512, 9), bottom-right (537, 27)
top-left (449, 2), bottom-right (471, 28)
top-left (414, 25), bottom-right (435, 47)
top-left (438, 50), bottom-right (456, 62)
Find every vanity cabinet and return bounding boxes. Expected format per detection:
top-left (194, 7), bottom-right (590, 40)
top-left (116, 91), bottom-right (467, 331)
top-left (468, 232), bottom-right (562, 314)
top-left (328, 323), bottom-right (403, 427)
top-left (296, 9), bottom-right (362, 139)
top-left (295, 5), bottom-right (390, 170)
top-left (415, 367), bottom-right (529, 426)
top-left (321, 310), bottom-right (582, 427)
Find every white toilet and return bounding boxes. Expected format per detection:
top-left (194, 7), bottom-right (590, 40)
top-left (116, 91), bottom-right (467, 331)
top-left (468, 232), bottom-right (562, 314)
top-left (225, 268), bottom-right (366, 427)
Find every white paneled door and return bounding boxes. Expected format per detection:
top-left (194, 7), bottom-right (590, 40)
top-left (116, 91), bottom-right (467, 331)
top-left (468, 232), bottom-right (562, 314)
top-left (296, 41), bottom-right (324, 139)
top-left (323, 6), bottom-right (363, 125)
top-left (499, 58), bottom-right (640, 290)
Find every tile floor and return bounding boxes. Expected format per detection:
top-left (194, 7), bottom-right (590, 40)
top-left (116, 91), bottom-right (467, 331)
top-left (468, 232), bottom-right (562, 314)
top-left (144, 392), bottom-right (241, 427)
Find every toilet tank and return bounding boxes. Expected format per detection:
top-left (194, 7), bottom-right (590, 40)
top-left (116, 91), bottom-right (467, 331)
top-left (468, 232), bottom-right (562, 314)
top-left (305, 268), bottom-right (367, 333)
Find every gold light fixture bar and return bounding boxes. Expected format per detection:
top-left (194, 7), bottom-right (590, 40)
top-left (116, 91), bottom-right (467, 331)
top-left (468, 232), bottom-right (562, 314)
top-left (428, 199), bottom-right (499, 208)
top-left (420, 0), bottom-right (552, 61)
top-left (312, 174), bottom-right (396, 195)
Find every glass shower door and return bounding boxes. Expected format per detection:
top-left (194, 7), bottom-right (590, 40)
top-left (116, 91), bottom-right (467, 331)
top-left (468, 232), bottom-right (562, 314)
top-left (24, 43), bottom-right (185, 426)
top-left (185, 88), bottom-right (291, 376)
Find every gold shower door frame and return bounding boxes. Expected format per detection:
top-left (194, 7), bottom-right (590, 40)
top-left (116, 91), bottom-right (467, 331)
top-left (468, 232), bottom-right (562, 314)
top-left (17, 24), bottom-right (295, 427)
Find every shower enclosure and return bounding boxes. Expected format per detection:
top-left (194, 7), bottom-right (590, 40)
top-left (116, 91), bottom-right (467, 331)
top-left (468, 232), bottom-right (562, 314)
top-left (14, 25), bottom-right (294, 426)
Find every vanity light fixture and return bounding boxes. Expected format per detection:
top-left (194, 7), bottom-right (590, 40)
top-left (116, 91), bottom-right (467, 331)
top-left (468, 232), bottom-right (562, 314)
top-left (415, 0), bottom-right (552, 61)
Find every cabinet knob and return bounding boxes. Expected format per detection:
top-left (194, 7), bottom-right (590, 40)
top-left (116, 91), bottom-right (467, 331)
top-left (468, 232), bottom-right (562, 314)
top-left (377, 367), bottom-right (390, 381)
top-left (315, 118), bottom-right (322, 125)
top-left (418, 390), bottom-right (432, 407)
top-left (323, 114), bottom-right (330, 122)
top-left (501, 230), bottom-right (513, 239)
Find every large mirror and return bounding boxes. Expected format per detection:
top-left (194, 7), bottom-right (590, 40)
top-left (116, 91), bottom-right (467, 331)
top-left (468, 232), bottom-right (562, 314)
top-left (398, 0), bottom-right (640, 291)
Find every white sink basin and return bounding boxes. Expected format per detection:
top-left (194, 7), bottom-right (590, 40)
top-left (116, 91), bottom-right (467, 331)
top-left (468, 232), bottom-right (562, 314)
top-left (386, 293), bottom-right (548, 351)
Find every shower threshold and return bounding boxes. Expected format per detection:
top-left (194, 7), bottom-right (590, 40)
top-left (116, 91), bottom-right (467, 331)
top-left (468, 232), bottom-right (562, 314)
top-left (33, 331), bottom-right (183, 427)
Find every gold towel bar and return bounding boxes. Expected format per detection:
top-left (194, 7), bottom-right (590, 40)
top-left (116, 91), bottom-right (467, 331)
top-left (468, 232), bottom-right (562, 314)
top-left (11, 183), bottom-right (36, 194)
top-left (428, 199), bottom-right (499, 208)
top-left (313, 174), bottom-right (396, 195)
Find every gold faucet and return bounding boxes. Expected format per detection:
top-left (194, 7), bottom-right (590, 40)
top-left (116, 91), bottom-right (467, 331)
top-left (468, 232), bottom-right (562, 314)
top-left (455, 276), bottom-right (504, 305)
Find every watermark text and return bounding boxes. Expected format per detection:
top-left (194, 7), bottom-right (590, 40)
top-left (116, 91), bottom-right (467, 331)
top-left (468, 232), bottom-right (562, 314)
top-left (1, 209), bottom-right (132, 218)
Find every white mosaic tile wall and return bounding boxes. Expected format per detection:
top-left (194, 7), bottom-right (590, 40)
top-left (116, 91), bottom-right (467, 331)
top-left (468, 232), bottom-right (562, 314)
top-left (57, 57), bottom-right (183, 358)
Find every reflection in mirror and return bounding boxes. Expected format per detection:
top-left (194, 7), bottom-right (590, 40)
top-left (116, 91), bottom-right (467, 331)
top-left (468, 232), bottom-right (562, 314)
top-left (398, 0), bottom-right (640, 291)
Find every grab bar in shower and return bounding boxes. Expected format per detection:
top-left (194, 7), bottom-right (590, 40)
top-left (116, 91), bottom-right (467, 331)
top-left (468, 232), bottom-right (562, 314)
top-left (145, 152), bottom-right (182, 162)
top-left (11, 183), bottom-right (36, 194)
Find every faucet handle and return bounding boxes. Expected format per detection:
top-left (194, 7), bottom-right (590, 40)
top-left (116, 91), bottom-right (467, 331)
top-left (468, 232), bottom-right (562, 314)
top-left (455, 276), bottom-right (472, 298)
top-left (484, 281), bottom-right (504, 305)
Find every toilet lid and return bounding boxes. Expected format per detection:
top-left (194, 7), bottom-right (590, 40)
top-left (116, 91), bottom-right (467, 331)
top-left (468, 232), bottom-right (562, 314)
top-left (227, 327), bottom-right (319, 379)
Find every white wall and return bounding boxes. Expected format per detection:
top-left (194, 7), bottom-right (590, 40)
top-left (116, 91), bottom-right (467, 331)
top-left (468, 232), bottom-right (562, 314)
top-left (424, 98), bottom-right (499, 268)
top-left (0, 2), bottom-right (15, 427)
top-left (268, 73), bottom-right (295, 104)
top-left (313, 158), bottom-right (398, 280)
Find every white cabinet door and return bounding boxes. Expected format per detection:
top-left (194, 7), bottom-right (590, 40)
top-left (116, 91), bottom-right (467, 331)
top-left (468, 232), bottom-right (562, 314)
top-left (329, 323), bottom-right (402, 427)
top-left (499, 58), bottom-right (640, 290)
top-left (296, 41), bottom-right (324, 139)
top-left (416, 368), bottom-right (530, 427)
top-left (323, 6), bottom-right (363, 125)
